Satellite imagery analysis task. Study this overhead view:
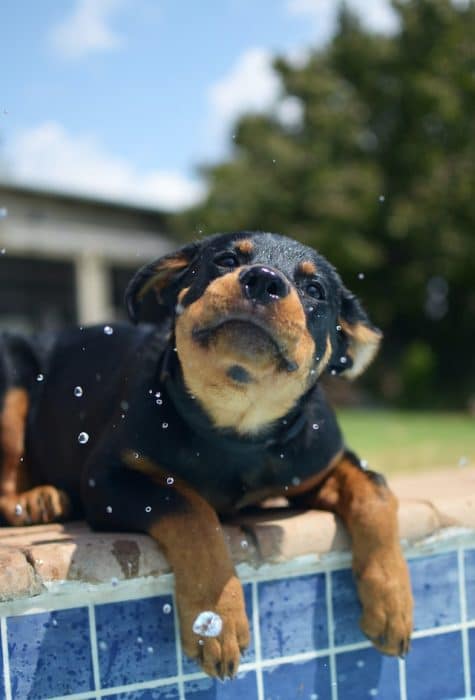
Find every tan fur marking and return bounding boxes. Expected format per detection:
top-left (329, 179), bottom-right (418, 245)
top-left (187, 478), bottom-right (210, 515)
top-left (292, 455), bottom-right (413, 656)
top-left (138, 255), bottom-right (190, 301)
top-left (339, 320), bottom-right (382, 379)
top-left (126, 454), bottom-right (249, 678)
top-left (175, 268), bottom-right (315, 434)
top-left (235, 448), bottom-right (344, 509)
top-left (0, 388), bottom-right (29, 496)
top-left (298, 260), bottom-right (317, 276)
top-left (234, 239), bottom-right (254, 255)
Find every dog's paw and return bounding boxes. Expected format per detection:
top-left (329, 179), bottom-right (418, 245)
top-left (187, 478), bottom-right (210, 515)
top-left (179, 575), bottom-right (250, 679)
top-left (356, 548), bottom-right (413, 657)
top-left (0, 485), bottom-right (71, 525)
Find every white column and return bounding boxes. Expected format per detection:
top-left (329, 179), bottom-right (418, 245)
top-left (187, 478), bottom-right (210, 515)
top-left (75, 254), bottom-right (111, 325)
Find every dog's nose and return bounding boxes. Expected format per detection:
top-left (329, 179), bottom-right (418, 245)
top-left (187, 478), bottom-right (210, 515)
top-left (240, 266), bottom-right (289, 304)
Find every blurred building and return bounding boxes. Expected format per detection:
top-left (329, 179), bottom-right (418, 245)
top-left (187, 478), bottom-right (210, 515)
top-left (0, 182), bottom-right (173, 333)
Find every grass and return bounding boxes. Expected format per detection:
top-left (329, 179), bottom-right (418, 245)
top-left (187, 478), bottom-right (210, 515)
top-left (336, 410), bottom-right (475, 477)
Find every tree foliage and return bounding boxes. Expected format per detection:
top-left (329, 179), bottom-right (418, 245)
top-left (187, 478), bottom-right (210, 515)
top-left (174, 0), bottom-right (475, 408)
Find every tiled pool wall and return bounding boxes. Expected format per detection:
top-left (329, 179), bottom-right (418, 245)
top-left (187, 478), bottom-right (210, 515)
top-left (1, 540), bottom-right (475, 700)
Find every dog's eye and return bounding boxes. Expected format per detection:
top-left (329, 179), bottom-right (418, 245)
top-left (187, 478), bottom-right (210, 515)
top-left (214, 253), bottom-right (239, 269)
top-left (306, 281), bottom-right (326, 300)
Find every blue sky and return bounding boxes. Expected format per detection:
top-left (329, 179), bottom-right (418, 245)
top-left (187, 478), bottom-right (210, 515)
top-left (0, 0), bottom-right (396, 210)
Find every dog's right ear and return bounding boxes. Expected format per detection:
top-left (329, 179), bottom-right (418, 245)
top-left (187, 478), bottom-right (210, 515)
top-left (125, 241), bottom-right (201, 323)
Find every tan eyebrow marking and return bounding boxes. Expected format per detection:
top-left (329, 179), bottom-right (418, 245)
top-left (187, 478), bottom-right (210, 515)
top-left (298, 260), bottom-right (317, 276)
top-left (234, 239), bottom-right (254, 255)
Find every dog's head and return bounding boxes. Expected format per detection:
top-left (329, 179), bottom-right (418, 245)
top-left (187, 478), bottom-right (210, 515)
top-left (126, 232), bottom-right (381, 434)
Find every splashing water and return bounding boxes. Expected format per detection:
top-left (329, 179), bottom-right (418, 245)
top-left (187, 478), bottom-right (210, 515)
top-left (192, 611), bottom-right (223, 637)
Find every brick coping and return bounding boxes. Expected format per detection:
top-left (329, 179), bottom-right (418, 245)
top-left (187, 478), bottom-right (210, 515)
top-left (0, 467), bottom-right (473, 603)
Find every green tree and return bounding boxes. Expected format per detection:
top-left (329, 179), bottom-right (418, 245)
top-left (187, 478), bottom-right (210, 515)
top-left (174, 0), bottom-right (475, 409)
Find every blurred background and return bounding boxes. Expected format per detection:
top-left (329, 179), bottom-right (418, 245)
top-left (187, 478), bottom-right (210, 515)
top-left (1, 0), bottom-right (474, 472)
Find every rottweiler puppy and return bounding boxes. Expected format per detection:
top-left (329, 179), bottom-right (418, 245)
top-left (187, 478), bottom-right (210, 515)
top-left (0, 231), bottom-right (413, 679)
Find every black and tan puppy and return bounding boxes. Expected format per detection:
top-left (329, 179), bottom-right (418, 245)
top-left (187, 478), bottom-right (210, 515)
top-left (0, 231), bottom-right (413, 678)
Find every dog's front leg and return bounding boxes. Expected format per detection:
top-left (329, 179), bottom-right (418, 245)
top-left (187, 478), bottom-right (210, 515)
top-left (84, 455), bottom-right (249, 679)
top-left (292, 451), bottom-right (413, 656)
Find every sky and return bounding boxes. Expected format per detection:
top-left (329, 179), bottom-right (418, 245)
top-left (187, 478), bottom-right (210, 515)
top-left (0, 0), bottom-right (397, 211)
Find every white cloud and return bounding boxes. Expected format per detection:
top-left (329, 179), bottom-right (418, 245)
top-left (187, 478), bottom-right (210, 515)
top-left (206, 48), bottom-right (282, 153)
top-left (49, 0), bottom-right (128, 59)
top-left (287, 0), bottom-right (398, 39)
top-left (5, 122), bottom-right (204, 211)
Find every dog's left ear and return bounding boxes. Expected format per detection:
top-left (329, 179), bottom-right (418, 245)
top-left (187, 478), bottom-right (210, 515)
top-left (125, 241), bottom-right (201, 323)
top-left (328, 287), bottom-right (382, 379)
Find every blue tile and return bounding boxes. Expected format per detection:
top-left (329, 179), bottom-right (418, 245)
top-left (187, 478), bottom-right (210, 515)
top-left (336, 647), bottom-right (399, 700)
top-left (259, 574), bottom-right (327, 659)
top-left (469, 628), bottom-right (475, 693)
top-left (184, 670), bottom-right (258, 699)
top-left (182, 583), bottom-right (254, 675)
top-left (7, 607), bottom-right (94, 699)
top-left (465, 549), bottom-right (475, 621)
top-left (263, 657), bottom-right (331, 700)
top-left (0, 634), bottom-right (4, 699)
top-left (95, 595), bottom-right (176, 688)
top-left (409, 553), bottom-right (460, 630)
top-left (108, 687), bottom-right (179, 699)
top-left (331, 568), bottom-right (366, 646)
top-left (405, 632), bottom-right (465, 700)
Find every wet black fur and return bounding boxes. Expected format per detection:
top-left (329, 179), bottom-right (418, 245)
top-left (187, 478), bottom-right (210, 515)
top-left (0, 231), bottom-right (381, 530)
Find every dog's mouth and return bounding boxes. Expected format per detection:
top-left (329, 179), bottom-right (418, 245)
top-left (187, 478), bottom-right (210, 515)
top-left (192, 314), bottom-right (299, 373)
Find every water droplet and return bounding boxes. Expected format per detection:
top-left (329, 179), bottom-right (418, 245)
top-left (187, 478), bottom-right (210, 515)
top-left (0, 248), bottom-right (6, 255)
top-left (196, 451), bottom-right (200, 457)
top-left (358, 272), bottom-right (365, 280)
top-left (103, 325), bottom-right (113, 335)
top-left (360, 459), bottom-right (368, 469)
top-left (192, 611), bottom-right (223, 637)
top-left (340, 356), bottom-right (347, 364)
top-left (240, 539), bottom-right (249, 550)
top-left (106, 505), bottom-right (113, 513)
top-left (280, 453), bottom-right (284, 459)
top-left (0, 208), bottom-right (8, 218)
top-left (155, 391), bottom-right (161, 398)
top-left (145, 505), bottom-right (152, 513)
top-left (336, 324), bottom-right (342, 331)
top-left (161, 422), bottom-right (168, 429)
top-left (163, 603), bottom-right (172, 614)
top-left (51, 618), bottom-right (58, 627)
top-left (291, 476), bottom-right (301, 486)
top-left (148, 389), bottom-right (153, 395)
top-left (166, 476), bottom-right (174, 486)
top-left (330, 369), bottom-right (337, 375)
top-left (78, 431), bottom-right (89, 444)
top-left (272, 158), bottom-right (276, 164)
top-left (88, 478), bottom-right (96, 488)
top-left (111, 577), bottom-right (119, 587)
top-left (120, 400), bottom-right (129, 411)
top-left (36, 373), bottom-right (44, 382)
top-left (74, 386), bottom-right (83, 397)
top-left (369, 689), bottom-right (378, 697)
top-left (98, 640), bottom-right (107, 651)
top-left (379, 195), bottom-right (385, 202)
top-left (312, 423), bottom-right (319, 430)
top-left (14, 503), bottom-right (22, 516)
top-left (310, 694), bottom-right (319, 700)
top-left (156, 399), bottom-right (163, 405)
top-left (356, 659), bottom-right (365, 668)
top-left (137, 636), bottom-right (143, 644)
top-left (147, 646), bottom-right (154, 653)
